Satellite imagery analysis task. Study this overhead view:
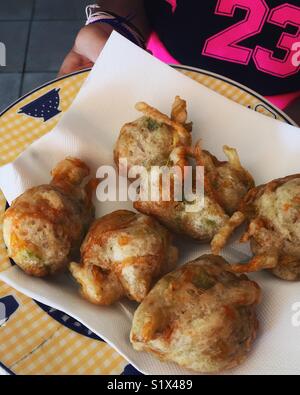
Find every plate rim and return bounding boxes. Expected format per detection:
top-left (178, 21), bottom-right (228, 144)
top-left (173, 65), bottom-right (297, 126)
top-left (0, 64), bottom-right (297, 375)
top-left (0, 65), bottom-right (296, 126)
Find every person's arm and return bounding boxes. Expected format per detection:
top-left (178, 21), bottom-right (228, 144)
top-left (285, 98), bottom-right (300, 127)
top-left (59, 0), bottom-right (149, 76)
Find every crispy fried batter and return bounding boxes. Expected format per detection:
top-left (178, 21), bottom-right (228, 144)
top-left (135, 101), bottom-right (189, 141)
top-left (115, 98), bottom-right (253, 243)
top-left (3, 157), bottom-right (95, 277)
top-left (211, 211), bottom-right (245, 255)
top-left (130, 254), bottom-right (260, 373)
top-left (212, 174), bottom-right (300, 280)
top-left (69, 262), bottom-right (124, 305)
top-left (228, 252), bottom-right (278, 274)
top-left (114, 97), bottom-right (191, 171)
top-left (193, 143), bottom-right (255, 215)
top-left (171, 95), bottom-right (187, 124)
top-left (135, 196), bottom-right (229, 242)
top-left (135, 141), bottom-right (253, 242)
top-left (134, 142), bottom-right (229, 242)
top-left (70, 210), bottom-right (178, 304)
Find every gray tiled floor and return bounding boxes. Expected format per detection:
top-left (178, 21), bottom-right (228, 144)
top-left (34, 0), bottom-right (90, 20)
top-left (0, 0), bottom-right (89, 112)
top-left (0, 73), bottom-right (22, 111)
top-left (0, 0), bottom-right (33, 20)
top-left (0, 22), bottom-right (30, 72)
top-left (26, 20), bottom-right (83, 72)
top-left (22, 72), bottom-right (57, 95)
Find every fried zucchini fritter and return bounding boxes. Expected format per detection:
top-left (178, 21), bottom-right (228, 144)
top-left (70, 210), bottom-right (178, 305)
top-left (114, 96), bottom-right (192, 172)
top-left (130, 254), bottom-right (260, 373)
top-left (115, 97), bottom-right (253, 242)
top-left (199, 145), bottom-right (254, 215)
top-left (134, 194), bottom-right (229, 243)
top-left (212, 175), bottom-right (300, 280)
top-left (134, 144), bottom-right (253, 242)
top-left (3, 157), bottom-right (95, 277)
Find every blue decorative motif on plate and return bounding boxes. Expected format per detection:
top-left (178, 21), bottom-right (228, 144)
top-left (34, 300), bottom-right (104, 341)
top-left (121, 364), bottom-right (142, 375)
top-left (18, 88), bottom-right (61, 122)
top-left (0, 295), bottom-right (19, 326)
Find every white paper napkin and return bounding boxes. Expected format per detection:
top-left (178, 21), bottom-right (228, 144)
top-left (1, 32), bottom-right (300, 375)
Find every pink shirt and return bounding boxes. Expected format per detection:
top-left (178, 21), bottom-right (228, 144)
top-left (146, 0), bottom-right (300, 110)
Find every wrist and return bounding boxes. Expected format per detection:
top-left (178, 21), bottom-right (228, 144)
top-left (74, 24), bottom-right (111, 63)
top-left (85, 4), bottom-right (146, 48)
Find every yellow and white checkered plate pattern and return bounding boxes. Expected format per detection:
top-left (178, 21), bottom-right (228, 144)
top-left (0, 67), bottom-right (292, 375)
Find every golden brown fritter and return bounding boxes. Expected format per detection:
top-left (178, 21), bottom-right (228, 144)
top-left (135, 194), bottom-right (229, 243)
top-left (3, 157), bottom-right (95, 277)
top-left (130, 254), bottom-right (260, 373)
top-left (211, 174), bottom-right (300, 281)
top-left (114, 96), bottom-right (253, 243)
top-left (199, 145), bottom-right (254, 215)
top-left (134, 144), bottom-right (254, 242)
top-left (70, 210), bottom-right (178, 305)
top-left (114, 96), bottom-right (192, 172)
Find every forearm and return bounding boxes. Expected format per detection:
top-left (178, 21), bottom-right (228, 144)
top-left (73, 1), bottom-right (150, 64)
top-left (96, 0), bottom-right (150, 40)
top-left (59, 1), bottom-right (150, 76)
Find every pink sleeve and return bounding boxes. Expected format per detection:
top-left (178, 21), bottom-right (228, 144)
top-left (265, 90), bottom-right (300, 110)
top-left (147, 32), bottom-right (180, 65)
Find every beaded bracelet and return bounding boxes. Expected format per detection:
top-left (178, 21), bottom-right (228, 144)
top-left (86, 4), bottom-right (146, 49)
